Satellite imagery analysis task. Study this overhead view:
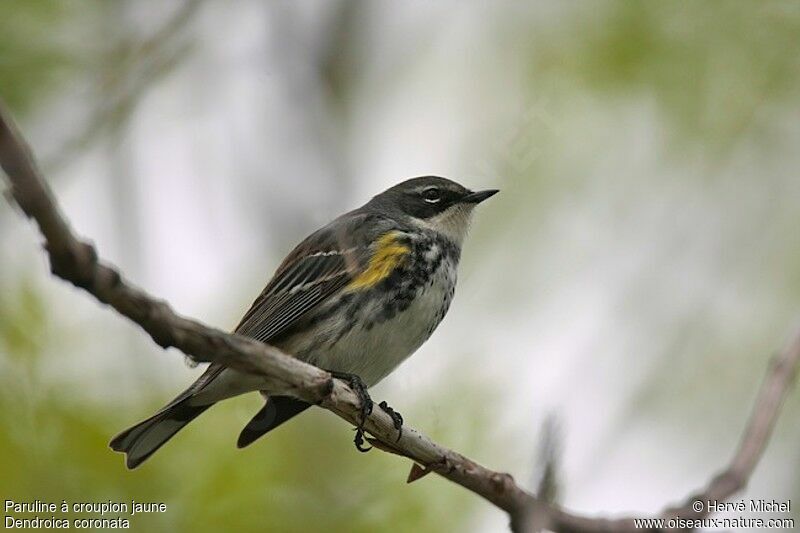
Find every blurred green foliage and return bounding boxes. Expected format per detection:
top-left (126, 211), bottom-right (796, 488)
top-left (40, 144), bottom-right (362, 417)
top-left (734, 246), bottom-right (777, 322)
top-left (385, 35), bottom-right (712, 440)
top-left (0, 0), bottom-right (80, 114)
top-left (525, 1), bottom-right (800, 151)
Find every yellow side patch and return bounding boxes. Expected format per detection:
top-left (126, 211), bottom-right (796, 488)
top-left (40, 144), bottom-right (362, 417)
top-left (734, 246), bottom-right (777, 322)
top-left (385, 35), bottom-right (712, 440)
top-left (348, 232), bottom-right (410, 290)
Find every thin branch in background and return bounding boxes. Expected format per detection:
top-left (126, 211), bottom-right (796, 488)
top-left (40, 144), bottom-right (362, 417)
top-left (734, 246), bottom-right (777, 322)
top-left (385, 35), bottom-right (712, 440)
top-left (1, 100), bottom-right (798, 532)
top-left (547, 327), bottom-right (800, 532)
top-left (533, 414), bottom-right (562, 505)
top-left (43, 0), bottom-right (203, 173)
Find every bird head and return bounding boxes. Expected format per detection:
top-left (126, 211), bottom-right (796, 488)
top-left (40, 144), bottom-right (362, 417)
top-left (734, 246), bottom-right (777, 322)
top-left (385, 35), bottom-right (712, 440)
top-left (367, 176), bottom-right (499, 245)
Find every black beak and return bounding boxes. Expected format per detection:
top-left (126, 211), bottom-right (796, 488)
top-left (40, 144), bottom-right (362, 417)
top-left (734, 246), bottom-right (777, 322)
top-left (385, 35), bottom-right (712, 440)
top-left (462, 189), bottom-right (499, 204)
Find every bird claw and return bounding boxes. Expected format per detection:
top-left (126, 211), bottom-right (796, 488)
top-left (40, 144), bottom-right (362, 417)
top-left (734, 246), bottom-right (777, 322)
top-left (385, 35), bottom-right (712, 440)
top-left (354, 427), bottom-right (372, 452)
top-left (378, 400), bottom-right (404, 441)
top-left (330, 371), bottom-right (374, 452)
top-left (328, 372), bottom-right (403, 450)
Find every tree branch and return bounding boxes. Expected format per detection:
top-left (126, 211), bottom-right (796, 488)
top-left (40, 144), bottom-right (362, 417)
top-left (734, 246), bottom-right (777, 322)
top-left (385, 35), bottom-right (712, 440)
top-left (1, 99), bottom-right (798, 532)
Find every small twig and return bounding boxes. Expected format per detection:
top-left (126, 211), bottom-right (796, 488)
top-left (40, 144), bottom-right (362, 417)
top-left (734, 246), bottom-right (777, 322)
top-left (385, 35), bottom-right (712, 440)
top-left (2, 99), bottom-right (797, 532)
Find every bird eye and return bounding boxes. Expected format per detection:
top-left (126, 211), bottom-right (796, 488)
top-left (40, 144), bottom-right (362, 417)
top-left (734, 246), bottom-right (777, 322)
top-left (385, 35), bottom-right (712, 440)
top-left (421, 187), bottom-right (441, 203)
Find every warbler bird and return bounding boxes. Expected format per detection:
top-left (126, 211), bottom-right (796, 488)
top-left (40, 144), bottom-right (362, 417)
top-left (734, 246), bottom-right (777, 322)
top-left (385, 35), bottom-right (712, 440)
top-left (111, 176), bottom-right (498, 468)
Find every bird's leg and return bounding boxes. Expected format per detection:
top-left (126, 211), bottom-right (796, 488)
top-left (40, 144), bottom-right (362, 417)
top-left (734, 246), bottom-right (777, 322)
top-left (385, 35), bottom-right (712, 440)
top-left (378, 400), bottom-right (404, 441)
top-left (329, 371), bottom-right (373, 452)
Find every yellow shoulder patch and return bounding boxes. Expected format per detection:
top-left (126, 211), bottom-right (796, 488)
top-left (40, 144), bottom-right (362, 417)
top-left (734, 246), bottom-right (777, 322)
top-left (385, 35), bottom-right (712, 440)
top-left (348, 231), bottom-right (410, 290)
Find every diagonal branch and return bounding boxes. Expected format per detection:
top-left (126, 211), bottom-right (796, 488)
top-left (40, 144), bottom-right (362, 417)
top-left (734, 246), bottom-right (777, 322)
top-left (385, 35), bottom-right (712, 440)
top-left (1, 99), bottom-right (798, 532)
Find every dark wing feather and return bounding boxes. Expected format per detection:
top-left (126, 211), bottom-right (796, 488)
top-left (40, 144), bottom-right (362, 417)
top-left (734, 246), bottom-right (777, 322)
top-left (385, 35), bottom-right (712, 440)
top-left (235, 252), bottom-right (345, 338)
top-left (234, 218), bottom-right (369, 344)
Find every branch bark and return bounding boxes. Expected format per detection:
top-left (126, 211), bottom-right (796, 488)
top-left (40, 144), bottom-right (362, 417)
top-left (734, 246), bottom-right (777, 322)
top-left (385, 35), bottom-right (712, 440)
top-left (1, 100), bottom-right (798, 532)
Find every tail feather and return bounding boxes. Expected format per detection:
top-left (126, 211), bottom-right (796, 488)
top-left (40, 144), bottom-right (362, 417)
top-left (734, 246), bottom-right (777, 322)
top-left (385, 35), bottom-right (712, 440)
top-left (237, 396), bottom-right (310, 448)
top-left (110, 401), bottom-right (211, 469)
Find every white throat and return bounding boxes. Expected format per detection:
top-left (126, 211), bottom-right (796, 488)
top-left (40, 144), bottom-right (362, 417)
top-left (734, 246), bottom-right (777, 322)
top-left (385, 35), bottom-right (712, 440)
top-left (411, 204), bottom-right (476, 246)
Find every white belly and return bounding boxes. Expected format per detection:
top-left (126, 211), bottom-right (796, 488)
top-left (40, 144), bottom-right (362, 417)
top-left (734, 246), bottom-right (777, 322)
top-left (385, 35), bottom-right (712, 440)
top-left (308, 261), bottom-right (456, 386)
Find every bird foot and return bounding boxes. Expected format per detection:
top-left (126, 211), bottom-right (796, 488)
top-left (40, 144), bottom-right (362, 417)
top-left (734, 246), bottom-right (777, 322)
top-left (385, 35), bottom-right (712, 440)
top-left (378, 400), bottom-right (404, 441)
top-left (329, 371), bottom-right (373, 452)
